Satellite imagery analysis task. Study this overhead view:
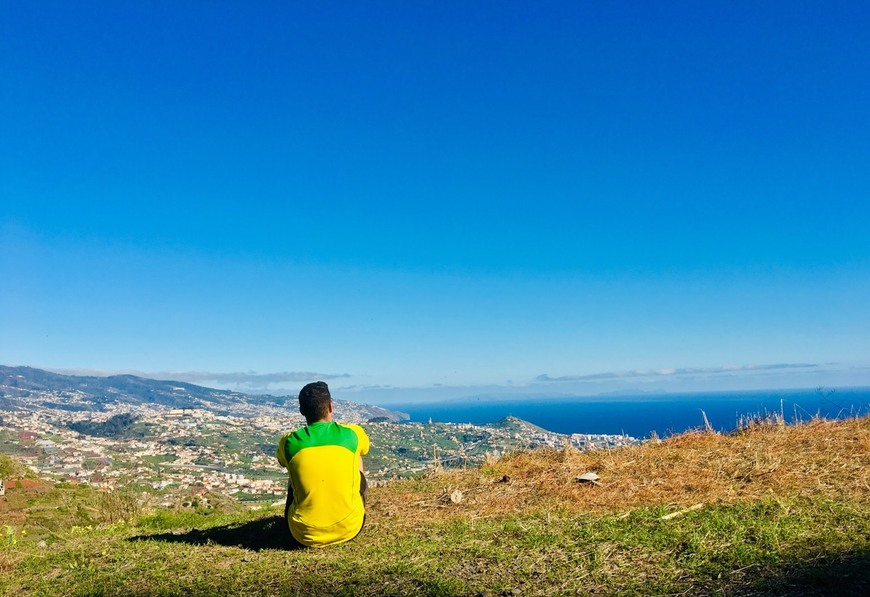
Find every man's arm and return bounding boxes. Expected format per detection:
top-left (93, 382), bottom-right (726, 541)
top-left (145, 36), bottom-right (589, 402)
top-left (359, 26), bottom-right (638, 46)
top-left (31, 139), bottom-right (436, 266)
top-left (276, 433), bottom-right (290, 469)
top-left (347, 424), bottom-right (369, 473)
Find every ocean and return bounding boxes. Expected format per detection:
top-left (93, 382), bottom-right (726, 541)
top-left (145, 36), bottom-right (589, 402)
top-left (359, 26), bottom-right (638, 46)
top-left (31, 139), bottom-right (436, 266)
top-left (390, 387), bottom-right (870, 439)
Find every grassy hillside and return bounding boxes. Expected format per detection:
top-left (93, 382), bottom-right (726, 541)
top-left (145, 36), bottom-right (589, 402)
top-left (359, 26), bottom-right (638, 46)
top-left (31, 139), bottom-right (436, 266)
top-left (1, 416), bottom-right (868, 596)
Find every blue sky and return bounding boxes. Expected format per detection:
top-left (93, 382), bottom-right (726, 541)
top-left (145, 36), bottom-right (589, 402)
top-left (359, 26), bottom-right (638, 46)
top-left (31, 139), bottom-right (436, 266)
top-left (2, 1), bottom-right (869, 402)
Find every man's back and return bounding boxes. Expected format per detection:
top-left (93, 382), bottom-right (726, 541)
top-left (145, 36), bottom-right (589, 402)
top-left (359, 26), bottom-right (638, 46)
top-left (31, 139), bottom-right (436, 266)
top-left (277, 421), bottom-right (370, 547)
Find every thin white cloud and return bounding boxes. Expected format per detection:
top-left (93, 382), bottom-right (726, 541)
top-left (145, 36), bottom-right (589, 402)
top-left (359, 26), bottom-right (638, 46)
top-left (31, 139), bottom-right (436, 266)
top-left (47, 368), bottom-right (351, 386)
top-left (536, 363), bottom-right (821, 383)
top-left (157, 371), bottom-right (351, 385)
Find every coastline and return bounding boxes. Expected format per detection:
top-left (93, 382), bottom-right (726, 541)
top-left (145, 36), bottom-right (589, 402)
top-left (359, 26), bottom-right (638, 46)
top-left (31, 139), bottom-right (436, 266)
top-left (389, 387), bottom-right (870, 438)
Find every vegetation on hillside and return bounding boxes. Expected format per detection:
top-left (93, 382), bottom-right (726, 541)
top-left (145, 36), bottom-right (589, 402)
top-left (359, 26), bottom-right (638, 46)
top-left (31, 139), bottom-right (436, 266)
top-left (1, 416), bottom-right (868, 595)
top-left (67, 413), bottom-right (141, 438)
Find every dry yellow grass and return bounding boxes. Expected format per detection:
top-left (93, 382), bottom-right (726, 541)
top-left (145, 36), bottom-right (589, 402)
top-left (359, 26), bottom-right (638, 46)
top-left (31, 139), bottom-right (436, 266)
top-left (368, 416), bottom-right (870, 528)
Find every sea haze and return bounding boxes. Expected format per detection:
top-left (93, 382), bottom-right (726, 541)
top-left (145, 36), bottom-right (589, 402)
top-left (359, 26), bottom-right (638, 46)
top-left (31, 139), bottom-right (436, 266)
top-left (390, 388), bottom-right (870, 439)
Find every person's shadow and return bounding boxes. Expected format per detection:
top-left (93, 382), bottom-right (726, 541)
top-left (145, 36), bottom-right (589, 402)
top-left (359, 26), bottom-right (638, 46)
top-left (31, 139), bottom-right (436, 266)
top-left (129, 515), bottom-right (303, 551)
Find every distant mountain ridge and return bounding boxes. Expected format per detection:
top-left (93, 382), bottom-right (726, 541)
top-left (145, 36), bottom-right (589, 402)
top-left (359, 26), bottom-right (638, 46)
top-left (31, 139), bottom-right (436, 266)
top-left (1, 364), bottom-right (253, 409)
top-left (0, 365), bottom-right (408, 421)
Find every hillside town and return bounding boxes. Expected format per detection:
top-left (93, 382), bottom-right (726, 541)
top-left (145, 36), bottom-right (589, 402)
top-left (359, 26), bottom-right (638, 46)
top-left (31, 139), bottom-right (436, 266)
top-left (1, 378), bottom-right (640, 506)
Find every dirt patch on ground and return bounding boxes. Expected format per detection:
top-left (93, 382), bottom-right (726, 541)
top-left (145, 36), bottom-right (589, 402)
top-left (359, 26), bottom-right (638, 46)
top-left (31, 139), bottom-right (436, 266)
top-left (15, 478), bottom-right (50, 490)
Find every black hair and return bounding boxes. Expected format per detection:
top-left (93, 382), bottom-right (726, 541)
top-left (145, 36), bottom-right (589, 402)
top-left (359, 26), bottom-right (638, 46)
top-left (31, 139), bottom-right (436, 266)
top-left (298, 381), bottom-right (331, 422)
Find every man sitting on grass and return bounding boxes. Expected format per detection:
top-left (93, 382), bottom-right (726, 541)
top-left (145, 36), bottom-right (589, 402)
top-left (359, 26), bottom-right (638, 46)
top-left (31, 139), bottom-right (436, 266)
top-left (277, 381), bottom-right (370, 547)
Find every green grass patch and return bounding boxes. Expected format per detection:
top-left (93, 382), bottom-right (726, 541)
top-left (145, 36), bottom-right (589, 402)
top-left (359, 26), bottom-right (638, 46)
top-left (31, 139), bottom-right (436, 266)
top-left (2, 497), bottom-right (867, 596)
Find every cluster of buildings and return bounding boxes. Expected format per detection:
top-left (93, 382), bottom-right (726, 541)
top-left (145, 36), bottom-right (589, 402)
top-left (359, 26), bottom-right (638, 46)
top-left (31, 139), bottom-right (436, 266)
top-left (357, 417), bottom-right (640, 479)
top-left (1, 399), bottom-right (290, 501)
top-left (1, 387), bottom-right (640, 504)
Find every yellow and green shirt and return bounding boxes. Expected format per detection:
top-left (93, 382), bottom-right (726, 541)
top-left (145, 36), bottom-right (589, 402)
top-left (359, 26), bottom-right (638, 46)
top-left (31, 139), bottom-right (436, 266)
top-left (277, 421), bottom-right (370, 547)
